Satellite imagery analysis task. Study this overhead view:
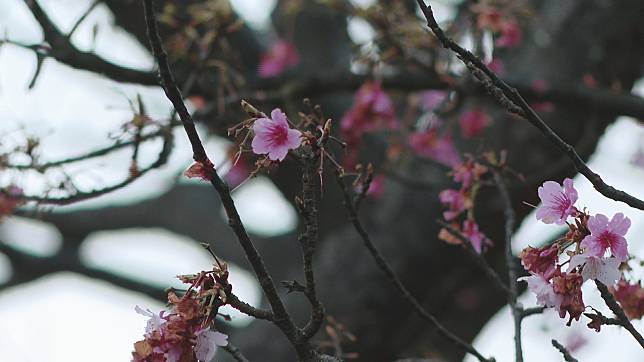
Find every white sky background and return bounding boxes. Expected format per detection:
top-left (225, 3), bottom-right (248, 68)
top-left (0, 0), bottom-right (642, 361)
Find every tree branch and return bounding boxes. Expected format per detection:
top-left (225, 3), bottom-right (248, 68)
top-left (414, 0), bottom-right (644, 210)
top-left (595, 280), bottom-right (644, 348)
top-left (21, 0), bottom-right (156, 85)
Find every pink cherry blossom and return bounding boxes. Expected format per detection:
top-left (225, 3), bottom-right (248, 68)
top-left (568, 254), bottom-right (621, 286)
top-left (452, 160), bottom-right (488, 190)
top-left (535, 178), bottom-right (578, 224)
top-left (519, 274), bottom-right (563, 308)
top-left (252, 108), bottom-right (302, 161)
top-left (495, 21), bottom-right (522, 48)
top-left (459, 110), bottom-right (490, 138)
top-left (462, 218), bottom-right (491, 253)
top-left (419, 90), bottom-right (447, 111)
top-left (580, 213), bottom-right (630, 262)
top-left (408, 130), bottom-right (461, 166)
top-left (341, 82), bottom-right (397, 146)
top-left (258, 40), bottom-right (299, 78)
top-left (439, 189), bottom-right (468, 221)
top-left (195, 329), bottom-right (228, 361)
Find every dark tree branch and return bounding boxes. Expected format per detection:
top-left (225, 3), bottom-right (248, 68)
top-left (0, 123), bottom-right (174, 205)
top-left (227, 293), bottom-right (274, 322)
top-left (551, 339), bottom-right (579, 362)
top-left (3, 123), bottom-right (177, 171)
top-left (414, 0), bottom-right (644, 210)
top-left (223, 343), bottom-right (251, 362)
top-left (436, 220), bottom-right (511, 296)
top-left (298, 152), bottom-right (325, 340)
top-left (595, 280), bottom-right (644, 348)
top-left (0, 240), bottom-right (167, 301)
top-left (493, 171), bottom-right (523, 362)
top-left (21, 0), bottom-right (156, 85)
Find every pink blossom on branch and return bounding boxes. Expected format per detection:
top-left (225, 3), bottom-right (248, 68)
top-left (258, 40), bottom-right (299, 78)
top-left (462, 218), bottom-right (492, 253)
top-left (535, 178), bottom-right (578, 225)
top-left (438, 189), bottom-right (470, 221)
top-left (459, 110), bottom-right (490, 138)
top-left (452, 160), bottom-right (488, 190)
top-left (252, 108), bottom-right (302, 161)
top-left (341, 81), bottom-right (397, 145)
top-left (408, 130), bottom-right (461, 167)
top-left (580, 212), bottom-right (630, 262)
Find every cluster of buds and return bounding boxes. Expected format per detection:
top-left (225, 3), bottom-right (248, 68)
top-left (519, 178), bottom-right (639, 327)
top-left (132, 256), bottom-right (231, 361)
top-left (438, 157), bottom-right (492, 253)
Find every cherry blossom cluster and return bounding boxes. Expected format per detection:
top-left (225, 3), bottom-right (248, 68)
top-left (132, 263), bottom-right (230, 361)
top-left (437, 158), bottom-right (492, 253)
top-left (520, 178), bottom-right (639, 326)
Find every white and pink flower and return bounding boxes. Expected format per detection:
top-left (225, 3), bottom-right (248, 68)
top-left (251, 108), bottom-right (302, 161)
top-left (535, 178), bottom-right (578, 224)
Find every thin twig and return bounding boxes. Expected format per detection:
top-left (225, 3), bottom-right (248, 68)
top-left (595, 280), bottom-right (644, 348)
top-left (551, 339), bottom-right (579, 362)
top-left (414, 0), bottom-right (644, 211)
top-left (437, 220), bottom-right (511, 296)
top-left (521, 306), bottom-right (546, 318)
top-left (223, 343), bottom-right (251, 362)
top-left (227, 293), bottom-right (274, 321)
top-left (493, 171), bottom-right (523, 362)
top-left (3, 125), bottom-right (176, 171)
top-left (334, 170), bottom-right (494, 362)
top-left (67, 0), bottom-right (100, 39)
top-left (0, 124), bottom-right (174, 205)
